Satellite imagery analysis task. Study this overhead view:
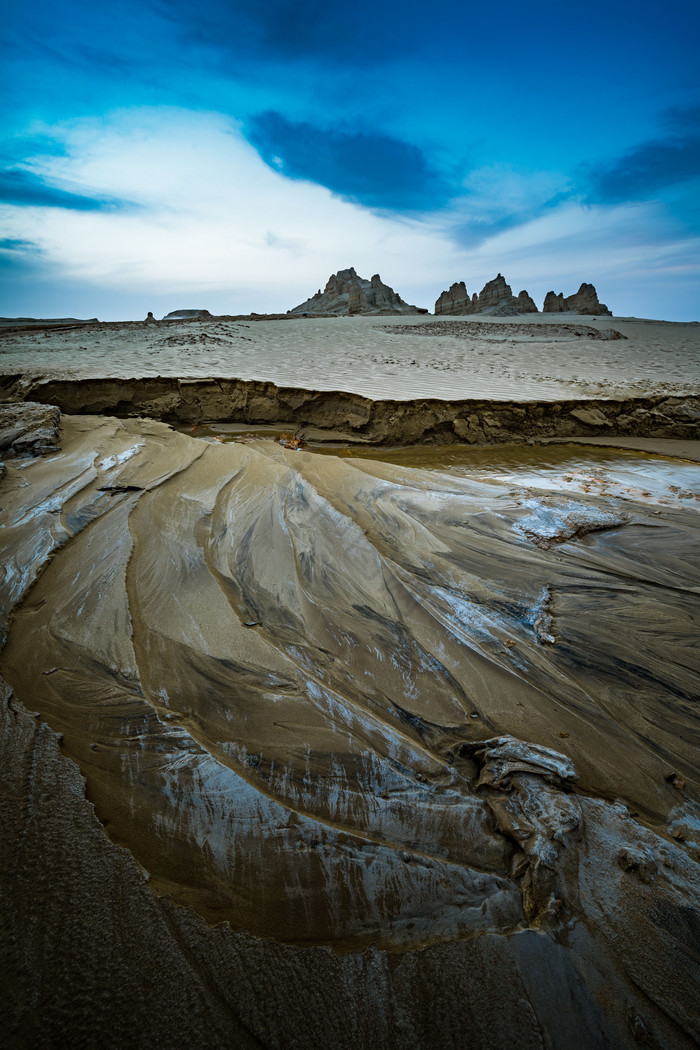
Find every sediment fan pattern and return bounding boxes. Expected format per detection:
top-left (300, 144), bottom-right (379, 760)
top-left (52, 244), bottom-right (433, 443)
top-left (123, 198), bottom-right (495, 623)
top-left (1, 412), bottom-right (699, 1048)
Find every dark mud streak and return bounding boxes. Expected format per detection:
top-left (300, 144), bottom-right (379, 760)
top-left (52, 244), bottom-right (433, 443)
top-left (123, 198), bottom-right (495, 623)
top-left (0, 373), bottom-right (698, 446)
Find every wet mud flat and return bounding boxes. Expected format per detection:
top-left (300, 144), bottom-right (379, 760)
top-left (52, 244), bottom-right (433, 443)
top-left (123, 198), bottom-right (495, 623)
top-left (1, 401), bottom-right (699, 1049)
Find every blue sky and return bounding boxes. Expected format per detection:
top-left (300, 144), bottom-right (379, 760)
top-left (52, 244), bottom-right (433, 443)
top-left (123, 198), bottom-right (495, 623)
top-left (1, 0), bottom-right (699, 319)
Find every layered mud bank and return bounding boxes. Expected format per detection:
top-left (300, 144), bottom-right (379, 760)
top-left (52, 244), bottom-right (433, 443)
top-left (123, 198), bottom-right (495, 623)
top-left (1, 408), bottom-right (699, 1048)
top-left (1, 372), bottom-right (699, 446)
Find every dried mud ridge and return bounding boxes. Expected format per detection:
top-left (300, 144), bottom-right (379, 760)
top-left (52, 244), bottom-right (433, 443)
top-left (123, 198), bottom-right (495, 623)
top-left (1, 373), bottom-right (698, 447)
top-left (382, 320), bottom-right (627, 341)
top-left (1, 406), bottom-right (699, 1048)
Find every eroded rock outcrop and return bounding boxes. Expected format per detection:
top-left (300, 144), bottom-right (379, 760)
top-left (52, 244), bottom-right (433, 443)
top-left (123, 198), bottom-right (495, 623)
top-left (434, 281), bottom-right (476, 315)
top-left (517, 289), bottom-right (538, 313)
top-left (477, 274), bottom-right (520, 315)
top-left (162, 309), bottom-right (212, 320)
top-left (289, 267), bottom-right (426, 315)
top-left (543, 283), bottom-right (611, 315)
top-left (435, 275), bottom-right (538, 316)
top-left (0, 401), bottom-right (61, 457)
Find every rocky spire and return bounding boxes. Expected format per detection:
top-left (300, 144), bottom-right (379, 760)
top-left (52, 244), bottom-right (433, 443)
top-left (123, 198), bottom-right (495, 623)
top-left (435, 274), bottom-right (539, 315)
top-left (543, 283), bottom-right (611, 315)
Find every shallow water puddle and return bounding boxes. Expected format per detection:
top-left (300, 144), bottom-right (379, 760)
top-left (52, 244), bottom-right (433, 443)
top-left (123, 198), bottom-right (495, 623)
top-left (178, 424), bottom-right (700, 509)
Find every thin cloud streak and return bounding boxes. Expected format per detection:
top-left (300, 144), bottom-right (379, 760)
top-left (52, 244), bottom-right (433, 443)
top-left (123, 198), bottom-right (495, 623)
top-left (0, 168), bottom-right (131, 211)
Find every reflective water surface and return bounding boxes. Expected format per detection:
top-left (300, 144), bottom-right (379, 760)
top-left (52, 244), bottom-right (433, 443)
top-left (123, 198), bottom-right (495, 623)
top-left (185, 424), bottom-right (700, 510)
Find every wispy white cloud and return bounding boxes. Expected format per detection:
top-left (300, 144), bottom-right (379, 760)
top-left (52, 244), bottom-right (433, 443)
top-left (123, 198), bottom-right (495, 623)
top-left (0, 109), bottom-right (462, 314)
top-left (1, 107), bottom-right (699, 320)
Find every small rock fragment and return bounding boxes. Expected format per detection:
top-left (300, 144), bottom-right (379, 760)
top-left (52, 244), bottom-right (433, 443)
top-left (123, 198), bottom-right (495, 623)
top-left (616, 847), bottom-right (658, 883)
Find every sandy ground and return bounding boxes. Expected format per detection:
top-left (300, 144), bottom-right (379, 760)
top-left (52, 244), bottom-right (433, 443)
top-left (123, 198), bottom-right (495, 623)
top-left (1, 313), bottom-right (698, 401)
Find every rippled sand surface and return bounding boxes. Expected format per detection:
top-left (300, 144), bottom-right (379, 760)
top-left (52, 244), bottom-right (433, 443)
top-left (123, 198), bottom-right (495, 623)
top-left (2, 313), bottom-right (699, 400)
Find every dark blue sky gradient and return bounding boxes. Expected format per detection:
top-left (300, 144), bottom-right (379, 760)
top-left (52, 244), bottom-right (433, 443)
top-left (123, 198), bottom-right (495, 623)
top-left (1, 0), bottom-right (699, 317)
top-left (5, 0), bottom-right (698, 179)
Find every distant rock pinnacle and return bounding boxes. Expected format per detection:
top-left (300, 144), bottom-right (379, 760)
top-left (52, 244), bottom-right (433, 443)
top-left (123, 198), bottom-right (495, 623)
top-left (435, 274), bottom-right (538, 316)
top-left (289, 267), bottom-right (427, 316)
top-left (543, 283), bottom-right (611, 315)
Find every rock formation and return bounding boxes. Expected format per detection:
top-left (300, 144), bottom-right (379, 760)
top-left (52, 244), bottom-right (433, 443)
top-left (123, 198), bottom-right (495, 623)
top-left (0, 401), bottom-right (61, 458)
top-left (517, 289), bottom-right (538, 313)
top-left (289, 267), bottom-right (426, 315)
top-left (543, 283), bottom-right (611, 315)
top-left (0, 317), bottom-right (99, 327)
top-left (433, 281), bottom-right (476, 315)
top-left (162, 309), bottom-right (212, 320)
top-left (435, 275), bottom-right (538, 316)
top-left (477, 274), bottom-right (520, 314)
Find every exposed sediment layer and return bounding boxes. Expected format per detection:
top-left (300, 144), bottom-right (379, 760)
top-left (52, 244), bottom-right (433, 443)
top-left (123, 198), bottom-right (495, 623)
top-left (0, 400), bottom-right (61, 457)
top-left (0, 374), bottom-right (698, 445)
top-left (1, 409), bottom-right (699, 1047)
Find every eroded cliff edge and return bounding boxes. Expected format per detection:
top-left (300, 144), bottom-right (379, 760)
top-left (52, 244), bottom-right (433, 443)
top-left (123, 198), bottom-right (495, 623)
top-left (1, 373), bottom-right (698, 446)
top-left (1, 409), bottom-right (699, 1048)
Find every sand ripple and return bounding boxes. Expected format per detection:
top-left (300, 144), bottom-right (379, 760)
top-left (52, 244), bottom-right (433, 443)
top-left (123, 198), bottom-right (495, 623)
top-left (1, 314), bottom-right (698, 401)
